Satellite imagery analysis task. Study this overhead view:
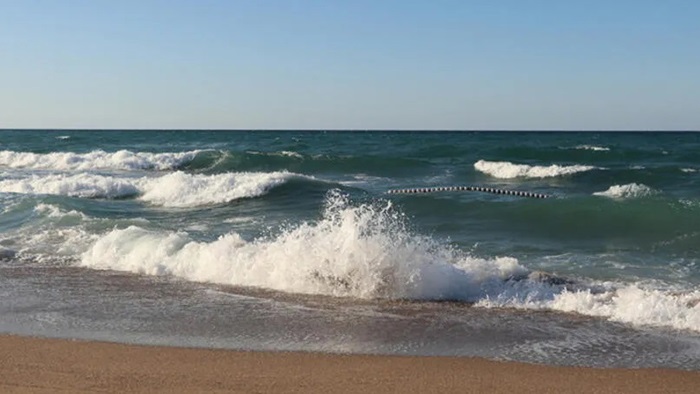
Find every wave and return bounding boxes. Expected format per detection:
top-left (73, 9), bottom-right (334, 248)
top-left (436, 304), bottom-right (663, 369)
top-left (182, 150), bottom-right (429, 177)
top-left (0, 173), bottom-right (140, 199)
top-left (474, 160), bottom-right (598, 179)
top-left (573, 145), bottom-right (610, 151)
top-left (80, 191), bottom-right (529, 299)
top-left (248, 150), bottom-right (304, 159)
top-left (0, 149), bottom-right (202, 171)
top-left (77, 191), bottom-right (700, 332)
top-left (0, 171), bottom-right (304, 207)
top-left (593, 183), bottom-right (656, 199)
top-left (477, 284), bottom-right (700, 332)
top-left (574, 145), bottom-right (610, 152)
top-left (138, 171), bottom-right (298, 207)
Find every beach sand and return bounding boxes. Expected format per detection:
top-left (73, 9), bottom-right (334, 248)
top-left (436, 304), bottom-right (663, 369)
top-left (1, 335), bottom-right (699, 393)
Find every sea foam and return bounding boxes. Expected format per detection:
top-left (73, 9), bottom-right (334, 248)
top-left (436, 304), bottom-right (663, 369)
top-left (0, 173), bottom-right (140, 199)
top-left (0, 171), bottom-right (301, 207)
top-left (474, 160), bottom-right (597, 179)
top-left (593, 183), bottom-right (655, 199)
top-left (478, 284), bottom-right (700, 332)
top-left (0, 149), bottom-right (202, 171)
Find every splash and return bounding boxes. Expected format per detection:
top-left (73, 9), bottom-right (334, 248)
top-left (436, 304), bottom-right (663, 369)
top-left (80, 191), bottom-right (527, 299)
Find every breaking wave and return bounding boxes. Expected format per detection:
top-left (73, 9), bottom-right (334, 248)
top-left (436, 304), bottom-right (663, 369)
top-left (593, 183), bottom-right (656, 199)
top-left (80, 192), bottom-right (528, 299)
top-left (0, 171), bottom-right (302, 207)
top-left (77, 191), bottom-right (700, 332)
top-left (474, 160), bottom-right (598, 179)
top-left (0, 149), bottom-right (202, 171)
top-left (574, 145), bottom-right (610, 151)
top-left (478, 285), bottom-right (700, 332)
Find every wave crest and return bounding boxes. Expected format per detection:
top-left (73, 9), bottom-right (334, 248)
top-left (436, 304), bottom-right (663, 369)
top-left (80, 192), bottom-right (528, 299)
top-left (474, 160), bottom-right (597, 179)
top-left (0, 171), bottom-right (302, 206)
top-left (0, 149), bottom-right (202, 171)
top-left (593, 183), bottom-right (656, 199)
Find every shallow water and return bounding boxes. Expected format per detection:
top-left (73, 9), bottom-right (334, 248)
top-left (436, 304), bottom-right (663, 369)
top-left (1, 130), bottom-right (699, 369)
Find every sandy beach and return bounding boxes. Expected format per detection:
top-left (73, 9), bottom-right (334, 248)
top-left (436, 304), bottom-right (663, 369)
top-left (1, 335), bottom-right (698, 393)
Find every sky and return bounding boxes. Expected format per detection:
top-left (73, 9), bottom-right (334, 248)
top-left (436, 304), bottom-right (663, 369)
top-left (1, 0), bottom-right (699, 130)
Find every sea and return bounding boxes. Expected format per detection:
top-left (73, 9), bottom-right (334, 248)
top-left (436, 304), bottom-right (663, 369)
top-left (1, 130), bottom-right (699, 370)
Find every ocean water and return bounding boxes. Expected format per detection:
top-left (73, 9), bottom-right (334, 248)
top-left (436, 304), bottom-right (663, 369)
top-left (1, 130), bottom-right (699, 369)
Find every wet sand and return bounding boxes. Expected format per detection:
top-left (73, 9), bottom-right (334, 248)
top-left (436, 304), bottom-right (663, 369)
top-left (1, 334), bottom-right (699, 393)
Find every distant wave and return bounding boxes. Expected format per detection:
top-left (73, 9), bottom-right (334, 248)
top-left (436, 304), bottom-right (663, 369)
top-left (474, 160), bottom-right (597, 179)
top-left (0, 173), bottom-right (140, 199)
top-left (0, 149), bottom-right (203, 171)
top-left (0, 171), bottom-right (303, 207)
top-left (248, 150), bottom-right (304, 159)
top-left (593, 183), bottom-right (656, 199)
top-left (681, 168), bottom-right (698, 173)
top-left (573, 145), bottom-right (610, 151)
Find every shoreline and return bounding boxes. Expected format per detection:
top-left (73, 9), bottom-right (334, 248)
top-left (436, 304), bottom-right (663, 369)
top-left (2, 334), bottom-right (699, 393)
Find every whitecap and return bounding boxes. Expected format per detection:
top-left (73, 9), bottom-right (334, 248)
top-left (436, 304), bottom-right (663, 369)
top-left (474, 160), bottom-right (597, 179)
top-left (573, 145), bottom-right (610, 151)
top-left (593, 183), bottom-right (656, 199)
top-left (0, 149), bottom-right (203, 171)
top-left (0, 171), bottom-right (305, 207)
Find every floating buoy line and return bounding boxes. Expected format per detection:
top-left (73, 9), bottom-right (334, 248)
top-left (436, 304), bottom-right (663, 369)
top-left (387, 185), bottom-right (551, 199)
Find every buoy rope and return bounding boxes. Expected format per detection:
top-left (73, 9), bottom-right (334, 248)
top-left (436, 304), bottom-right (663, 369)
top-left (387, 185), bottom-right (550, 199)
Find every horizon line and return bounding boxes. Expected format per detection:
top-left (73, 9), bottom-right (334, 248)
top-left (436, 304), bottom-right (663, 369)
top-left (1, 128), bottom-right (699, 133)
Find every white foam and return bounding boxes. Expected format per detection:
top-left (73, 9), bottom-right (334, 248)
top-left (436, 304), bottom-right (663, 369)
top-left (593, 183), bottom-right (656, 199)
top-left (248, 150), bottom-right (304, 159)
top-left (0, 149), bottom-right (202, 171)
top-left (0, 171), bottom-right (303, 207)
top-left (474, 160), bottom-right (597, 179)
top-left (80, 192), bottom-right (528, 299)
top-left (34, 203), bottom-right (88, 220)
top-left (478, 284), bottom-right (700, 332)
top-left (280, 151), bottom-right (304, 159)
top-left (0, 173), bottom-right (140, 199)
top-left (681, 168), bottom-right (697, 173)
top-left (137, 171), bottom-right (298, 207)
top-left (574, 145), bottom-right (610, 151)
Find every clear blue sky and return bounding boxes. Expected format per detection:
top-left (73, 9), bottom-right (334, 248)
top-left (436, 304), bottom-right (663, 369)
top-left (1, 0), bottom-right (698, 130)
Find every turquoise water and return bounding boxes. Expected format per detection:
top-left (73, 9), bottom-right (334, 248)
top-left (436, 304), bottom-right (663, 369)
top-left (1, 130), bottom-right (700, 368)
